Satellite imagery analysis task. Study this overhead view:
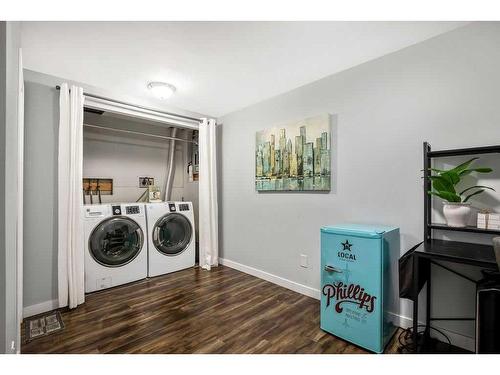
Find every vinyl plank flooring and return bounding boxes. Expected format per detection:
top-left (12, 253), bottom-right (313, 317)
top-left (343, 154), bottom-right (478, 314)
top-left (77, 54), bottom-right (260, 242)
top-left (21, 265), bottom-right (402, 354)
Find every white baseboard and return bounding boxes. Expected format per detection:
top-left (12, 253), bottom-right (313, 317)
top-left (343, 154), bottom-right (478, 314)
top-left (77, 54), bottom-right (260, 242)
top-left (220, 257), bottom-right (474, 352)
top-left (219, 257), bottom-right (321, 299)
top-left (23, 299), bottom-right (59, 318)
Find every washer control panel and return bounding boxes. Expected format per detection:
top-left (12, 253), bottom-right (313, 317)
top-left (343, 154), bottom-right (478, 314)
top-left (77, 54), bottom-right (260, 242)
top-left (126, 205), bottom-right (141, 215)
top-left (168, 203), bottom-right (177, 212)
top-left (112, 205), bottom-right (122, 216)
top-left (179, 203), bottom-right (190, 211)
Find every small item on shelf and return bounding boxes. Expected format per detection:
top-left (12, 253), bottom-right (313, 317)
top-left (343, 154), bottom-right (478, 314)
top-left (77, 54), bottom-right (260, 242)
top-left (489, 214), bottom-right (500, 230)
top-left (477, 210), bottom-right (500, 230)
top-left (477, 210), bottom-right (489, 229)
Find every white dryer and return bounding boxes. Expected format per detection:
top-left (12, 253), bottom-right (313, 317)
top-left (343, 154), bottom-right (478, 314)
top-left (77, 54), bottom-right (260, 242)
top-left (83, 203), bottom-right (148, 293)
top-left (146, 201), bottom-right (196, 277)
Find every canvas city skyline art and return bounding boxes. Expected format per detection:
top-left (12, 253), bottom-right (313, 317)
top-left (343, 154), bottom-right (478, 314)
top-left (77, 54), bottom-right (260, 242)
top-left (255, 114), bottom-right (331, 191)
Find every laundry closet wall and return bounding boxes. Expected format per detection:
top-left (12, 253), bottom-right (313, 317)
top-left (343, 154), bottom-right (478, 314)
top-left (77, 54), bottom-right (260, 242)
top-left (83, 115), bottom-right (199, 228)
top-left (22, 70), bottom-right (204, 317)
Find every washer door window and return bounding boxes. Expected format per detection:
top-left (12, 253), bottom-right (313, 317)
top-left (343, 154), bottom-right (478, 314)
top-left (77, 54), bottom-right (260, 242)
top-left (89, 217), bottom-right (144, 267)
top-left (153, 213), bottom-right (193, 256)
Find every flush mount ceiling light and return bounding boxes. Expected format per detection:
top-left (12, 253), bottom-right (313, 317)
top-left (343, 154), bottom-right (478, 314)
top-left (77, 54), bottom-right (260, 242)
top-left (147, 82), bottom-right (176, 99)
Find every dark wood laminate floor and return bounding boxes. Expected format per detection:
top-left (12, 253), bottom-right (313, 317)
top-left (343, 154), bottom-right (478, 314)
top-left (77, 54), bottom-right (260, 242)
top-left (22, 265), bottom-right (402, 354)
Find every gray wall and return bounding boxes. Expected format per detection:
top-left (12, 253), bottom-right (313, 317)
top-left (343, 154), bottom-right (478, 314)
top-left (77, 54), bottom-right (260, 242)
top-left (0, 21), bottom-right (21, 354)
top-left (219, 22), bottom-right (500, 350)
top-left (23, 80), bottom-right (59, 309)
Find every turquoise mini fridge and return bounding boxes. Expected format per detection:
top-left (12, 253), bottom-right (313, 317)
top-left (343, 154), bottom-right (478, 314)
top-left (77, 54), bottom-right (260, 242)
top-left (320, 224), bottom-right (399, 353)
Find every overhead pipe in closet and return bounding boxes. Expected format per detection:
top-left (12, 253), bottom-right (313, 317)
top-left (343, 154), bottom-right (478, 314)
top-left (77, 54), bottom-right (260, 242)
top-left (162, 127), bottom-right (178, 201)
top-left (83, 123), bottom-right (197, 144)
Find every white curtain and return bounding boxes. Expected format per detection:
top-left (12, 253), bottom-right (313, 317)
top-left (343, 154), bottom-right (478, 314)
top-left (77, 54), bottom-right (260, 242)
top-left (58, 83), bottom-right (85, 309)
top-left (199, 118), bottom-right (219, 270)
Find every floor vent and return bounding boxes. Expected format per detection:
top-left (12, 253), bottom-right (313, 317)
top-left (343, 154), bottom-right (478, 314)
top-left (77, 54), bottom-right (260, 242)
top-left (24, 311), bottom-right (64, 343)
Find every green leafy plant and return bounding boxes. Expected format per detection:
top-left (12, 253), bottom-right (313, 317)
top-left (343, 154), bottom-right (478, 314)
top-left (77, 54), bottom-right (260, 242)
top-left (428, 157), bottom-right (495, 203)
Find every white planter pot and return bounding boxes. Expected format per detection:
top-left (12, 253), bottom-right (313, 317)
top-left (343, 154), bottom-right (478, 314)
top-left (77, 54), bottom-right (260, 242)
top-left (443, 202), bottom-right (472, 227)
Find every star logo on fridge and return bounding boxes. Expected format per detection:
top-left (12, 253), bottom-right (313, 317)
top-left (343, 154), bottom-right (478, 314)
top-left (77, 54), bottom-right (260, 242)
top-left (338, 240), bottom-right (356, 261)
top-left (341, 240), bottom-right (353, 251)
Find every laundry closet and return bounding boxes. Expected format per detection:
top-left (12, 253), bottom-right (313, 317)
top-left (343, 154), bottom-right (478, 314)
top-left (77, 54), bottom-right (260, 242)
top-left (21, 73), bottom-right (217, 325)
top-left (81, 107), bottom-right (200, 292)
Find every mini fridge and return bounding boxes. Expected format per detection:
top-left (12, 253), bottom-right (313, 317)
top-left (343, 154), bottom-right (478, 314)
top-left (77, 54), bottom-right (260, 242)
top-left (320, 224), bottom-right (399, 353)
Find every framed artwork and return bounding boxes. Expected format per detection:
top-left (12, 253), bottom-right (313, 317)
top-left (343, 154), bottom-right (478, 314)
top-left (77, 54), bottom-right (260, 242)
top-left (255, 114), bottom-right (331, 191)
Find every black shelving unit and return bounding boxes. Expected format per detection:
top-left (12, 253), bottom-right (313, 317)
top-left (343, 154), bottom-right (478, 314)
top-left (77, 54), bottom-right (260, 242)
top-left (411, 142), bottom-right (500, 353)
top-left (423, 141), bottom-right (500, 240)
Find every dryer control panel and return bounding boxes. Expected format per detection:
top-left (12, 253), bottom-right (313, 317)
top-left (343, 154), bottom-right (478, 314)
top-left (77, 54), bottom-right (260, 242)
top-left (168, 203), bottom-right (177, 212)
top-left (126, 205), bottom-right (141, 215)
top-left (179, 203), bottom-right (190, 211)
top-left (112, 205), bottom-right (122, 216)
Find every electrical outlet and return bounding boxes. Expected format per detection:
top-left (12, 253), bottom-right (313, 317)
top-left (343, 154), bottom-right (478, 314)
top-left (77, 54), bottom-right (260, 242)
top-left (11, 341), bottom-right (15, 351)
top-left (300, 254), bottom-right (308, 268)
top-left (139, 177), bottom-right (154, 188)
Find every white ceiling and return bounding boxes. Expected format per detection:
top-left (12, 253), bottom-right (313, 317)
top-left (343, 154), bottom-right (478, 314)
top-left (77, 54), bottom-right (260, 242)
top-left (21, 21), bottom-right (467, 117)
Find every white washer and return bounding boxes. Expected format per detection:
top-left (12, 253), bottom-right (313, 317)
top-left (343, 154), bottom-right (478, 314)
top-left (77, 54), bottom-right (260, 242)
top-left (83, 203), bottom-right (148, 293)
top-left (146, 201), bottom-right (196, 277)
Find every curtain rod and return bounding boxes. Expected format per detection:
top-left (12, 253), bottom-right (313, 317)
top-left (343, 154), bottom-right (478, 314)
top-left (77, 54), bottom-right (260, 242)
top-left (55, 85), bottom-right (202, 123)
top-left (84, 123), bottom-right (198, 144)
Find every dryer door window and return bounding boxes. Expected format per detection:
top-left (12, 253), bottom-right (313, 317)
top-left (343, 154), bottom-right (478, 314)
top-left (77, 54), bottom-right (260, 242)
top-left (89, 217), bottom-right (144, 267)
top-left (153, 213), bottom-right (193, 256)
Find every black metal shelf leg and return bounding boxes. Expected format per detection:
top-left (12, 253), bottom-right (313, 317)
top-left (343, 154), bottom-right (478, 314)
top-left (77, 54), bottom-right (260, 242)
top-left (425, 265), bottom-right (431, 343)
top-left (413, 253), bottom-right (420, 352)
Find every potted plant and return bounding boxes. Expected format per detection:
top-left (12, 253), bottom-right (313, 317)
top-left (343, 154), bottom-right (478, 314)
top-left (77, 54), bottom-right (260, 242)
top-left (428, 157), bottom-right (495, 227)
